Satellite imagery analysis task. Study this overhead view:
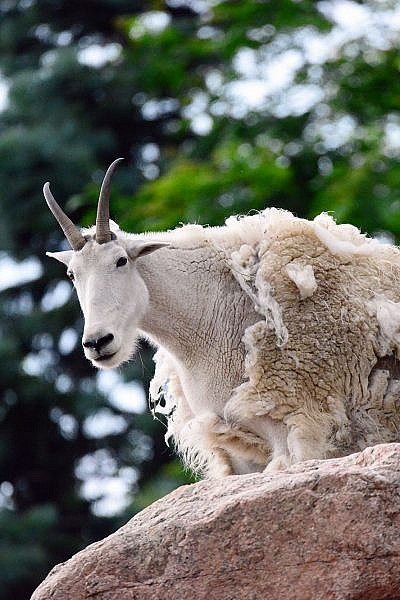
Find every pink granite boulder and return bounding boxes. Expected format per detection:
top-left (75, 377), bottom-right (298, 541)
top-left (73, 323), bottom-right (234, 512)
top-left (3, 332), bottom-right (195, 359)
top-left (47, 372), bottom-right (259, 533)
top-left (32, 444), bottom-right (400, 600)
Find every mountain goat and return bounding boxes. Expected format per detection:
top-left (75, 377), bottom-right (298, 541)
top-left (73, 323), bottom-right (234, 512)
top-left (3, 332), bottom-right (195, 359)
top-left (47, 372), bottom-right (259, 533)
top-left (45, 159), bottom-right (400, 477)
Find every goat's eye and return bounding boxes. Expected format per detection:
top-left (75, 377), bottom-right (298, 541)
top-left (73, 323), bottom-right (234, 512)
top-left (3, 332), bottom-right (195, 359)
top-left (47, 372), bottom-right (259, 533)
top-left (67, 271), bottom-right (74, 281)
top-left (116, 257), bottom-right (128, 268)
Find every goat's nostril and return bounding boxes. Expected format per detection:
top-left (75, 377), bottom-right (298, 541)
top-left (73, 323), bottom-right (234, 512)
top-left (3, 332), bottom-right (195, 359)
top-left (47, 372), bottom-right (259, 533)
top-left (97, 333), bottom-right (114, 350)
top-left (83, 333), bottom-right (114, 351)
top-left (83, 338), bottom-right (96, 349)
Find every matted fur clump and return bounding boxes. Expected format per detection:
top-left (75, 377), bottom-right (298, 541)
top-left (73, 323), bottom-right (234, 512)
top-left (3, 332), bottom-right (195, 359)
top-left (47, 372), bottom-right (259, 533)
top-left (150, 208), bottom-right (400, 477)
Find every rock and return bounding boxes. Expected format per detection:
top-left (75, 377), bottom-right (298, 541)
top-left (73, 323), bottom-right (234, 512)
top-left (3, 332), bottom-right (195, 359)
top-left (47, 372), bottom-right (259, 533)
top-left (31, 444), bottom-right (400, 600)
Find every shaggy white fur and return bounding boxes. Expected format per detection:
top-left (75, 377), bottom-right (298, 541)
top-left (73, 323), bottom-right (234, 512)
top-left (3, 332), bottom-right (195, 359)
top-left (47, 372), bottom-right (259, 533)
top-left (285, 263), bottom-right (317, 300)
top-left (149, 208), bottom-right (400, 477)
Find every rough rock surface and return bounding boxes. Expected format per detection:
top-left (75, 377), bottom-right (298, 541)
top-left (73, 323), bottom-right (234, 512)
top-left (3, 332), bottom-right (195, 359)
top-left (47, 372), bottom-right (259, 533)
top-left (32, 444), bottom-right (400, 600)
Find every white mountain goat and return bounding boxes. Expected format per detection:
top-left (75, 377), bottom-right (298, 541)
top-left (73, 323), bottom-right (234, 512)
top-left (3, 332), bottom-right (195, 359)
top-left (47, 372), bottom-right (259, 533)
top-left (45, 159), bottom-right (400, 477)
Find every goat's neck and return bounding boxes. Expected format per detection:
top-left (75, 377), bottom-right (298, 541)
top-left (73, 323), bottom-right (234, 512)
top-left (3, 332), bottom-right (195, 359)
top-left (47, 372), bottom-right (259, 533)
top-left (136, 245), bottom-right (257, 411)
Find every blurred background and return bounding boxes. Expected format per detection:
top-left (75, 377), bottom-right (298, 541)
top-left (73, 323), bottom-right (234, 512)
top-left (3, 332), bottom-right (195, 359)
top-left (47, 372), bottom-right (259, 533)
top-left (1, 0), bottom-right (400, 597)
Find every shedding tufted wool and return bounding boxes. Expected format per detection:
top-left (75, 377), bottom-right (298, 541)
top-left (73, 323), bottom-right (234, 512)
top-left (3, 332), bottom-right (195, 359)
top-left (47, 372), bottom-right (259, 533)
top-left (150, 209), bottom-right (400, 477)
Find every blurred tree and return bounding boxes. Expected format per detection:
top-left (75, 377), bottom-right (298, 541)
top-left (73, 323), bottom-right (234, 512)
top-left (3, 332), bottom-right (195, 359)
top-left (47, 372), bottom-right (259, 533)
top-left (0, 0), bottom-right (399, 598)
top-left (0, 2), bottom-right (195, 598)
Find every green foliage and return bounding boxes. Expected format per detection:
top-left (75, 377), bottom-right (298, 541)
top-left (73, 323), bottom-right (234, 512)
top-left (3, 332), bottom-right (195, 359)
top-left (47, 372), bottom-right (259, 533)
top-left (128, 145), bottom-right (292, 230)
top-left (1, 0), bottom-right (399, 597)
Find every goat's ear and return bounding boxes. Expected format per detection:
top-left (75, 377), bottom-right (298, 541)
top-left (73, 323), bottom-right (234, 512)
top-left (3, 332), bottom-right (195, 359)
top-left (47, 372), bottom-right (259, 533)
top-left (127, 240), bottom-right (170, 260)
top-left (46, 250), bottom-right (74, 266)
top-left (109, 219), bottom-right (120, 231)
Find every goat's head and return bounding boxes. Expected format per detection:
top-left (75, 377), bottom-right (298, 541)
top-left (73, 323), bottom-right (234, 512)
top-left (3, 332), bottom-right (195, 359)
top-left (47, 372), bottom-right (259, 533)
top-left (45, 159), bottom-right (168, 369)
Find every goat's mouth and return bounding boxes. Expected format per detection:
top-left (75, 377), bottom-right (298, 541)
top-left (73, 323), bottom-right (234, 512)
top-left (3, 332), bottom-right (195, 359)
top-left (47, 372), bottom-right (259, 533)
top-left (87, 333), bottom-right (138, 369)
top-left (95, 352), bottom-right (117, 362)
top-left (91, 350), bottom-right (120, 368)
